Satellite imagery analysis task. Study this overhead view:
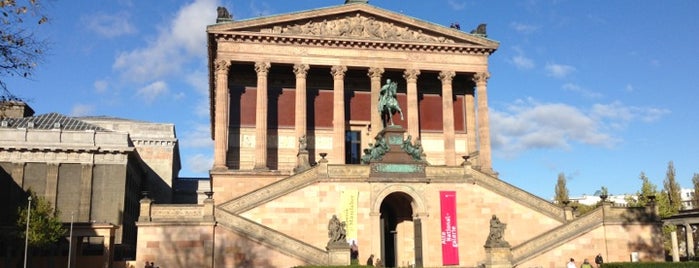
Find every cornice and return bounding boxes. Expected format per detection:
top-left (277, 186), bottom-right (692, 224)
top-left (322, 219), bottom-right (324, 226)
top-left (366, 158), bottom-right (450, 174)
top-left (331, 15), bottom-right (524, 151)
top-left (212, 31), bottom-right (495, 56)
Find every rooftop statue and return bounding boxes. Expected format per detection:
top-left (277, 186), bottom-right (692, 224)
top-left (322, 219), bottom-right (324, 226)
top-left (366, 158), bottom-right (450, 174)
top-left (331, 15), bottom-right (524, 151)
top-left (378, 79), bottom-right (403, 128)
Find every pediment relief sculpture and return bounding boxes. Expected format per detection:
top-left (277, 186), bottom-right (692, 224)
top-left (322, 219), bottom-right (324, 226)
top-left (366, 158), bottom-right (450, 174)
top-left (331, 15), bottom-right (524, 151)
top-left (258, 13), bottom-right (456, 44)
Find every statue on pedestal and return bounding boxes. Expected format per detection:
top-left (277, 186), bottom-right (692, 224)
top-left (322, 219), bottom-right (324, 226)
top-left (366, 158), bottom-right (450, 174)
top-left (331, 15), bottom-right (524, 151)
top-left (378, 79), bottom-right (403, 127)
top-left (485, 215), bottom-right (510, 248)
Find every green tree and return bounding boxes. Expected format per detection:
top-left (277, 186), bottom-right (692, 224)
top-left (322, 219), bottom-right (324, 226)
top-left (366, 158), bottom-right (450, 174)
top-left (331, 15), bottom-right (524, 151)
top-left (692, 173), bottom-right (699, 208)
top-left (16, 190), bottom-right (65, 248)
top-left (663, 161), bottom-right (682, 214)
top-left (554, 173), bottom-right (569, 206)
top-left (626, 172), bottom-right (658, 207)
top-left (0, 0), bottom-right (49, 97)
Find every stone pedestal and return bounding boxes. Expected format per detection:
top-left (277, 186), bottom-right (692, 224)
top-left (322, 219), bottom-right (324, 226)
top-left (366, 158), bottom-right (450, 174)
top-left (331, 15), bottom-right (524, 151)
top-left (294, 150), bottom-right (311, 173)
top-left (326, 243), bottom-right (351, 266)
top-left (484, 247), bottom-right (513, 268)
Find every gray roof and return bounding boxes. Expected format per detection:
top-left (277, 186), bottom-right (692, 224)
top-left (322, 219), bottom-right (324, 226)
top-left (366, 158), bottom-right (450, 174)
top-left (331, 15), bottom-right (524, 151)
top-left (0, 112), bottom-right (109, 131)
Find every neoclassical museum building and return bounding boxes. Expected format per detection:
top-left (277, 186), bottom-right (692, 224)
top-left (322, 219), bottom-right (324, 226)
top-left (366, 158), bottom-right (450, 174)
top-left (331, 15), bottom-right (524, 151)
top-left (133, 1), bottom-right (663, 268)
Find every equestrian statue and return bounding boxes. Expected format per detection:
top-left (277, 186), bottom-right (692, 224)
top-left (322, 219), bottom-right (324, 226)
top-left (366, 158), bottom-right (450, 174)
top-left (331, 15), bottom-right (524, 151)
top-left (378, 79), bottom-right (403, 127)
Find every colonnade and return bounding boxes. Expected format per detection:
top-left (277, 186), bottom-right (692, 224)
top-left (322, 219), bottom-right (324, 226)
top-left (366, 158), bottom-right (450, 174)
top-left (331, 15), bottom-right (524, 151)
top-left (212, 59), bottom-right (493, 172)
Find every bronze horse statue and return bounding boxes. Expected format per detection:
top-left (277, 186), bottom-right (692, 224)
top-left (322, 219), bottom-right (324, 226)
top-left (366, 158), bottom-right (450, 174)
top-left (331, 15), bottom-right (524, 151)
top-left (378, 79), bottom-right (404, 127)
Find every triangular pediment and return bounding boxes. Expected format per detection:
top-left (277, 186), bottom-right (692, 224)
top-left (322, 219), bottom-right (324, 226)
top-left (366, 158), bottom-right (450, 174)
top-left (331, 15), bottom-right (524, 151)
top-left (208, 3), bottom-right (498, 49)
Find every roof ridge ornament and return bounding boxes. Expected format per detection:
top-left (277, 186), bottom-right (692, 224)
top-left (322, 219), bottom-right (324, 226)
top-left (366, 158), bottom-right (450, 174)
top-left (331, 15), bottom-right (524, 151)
top-left (345, 0), bottom-right (369, 4)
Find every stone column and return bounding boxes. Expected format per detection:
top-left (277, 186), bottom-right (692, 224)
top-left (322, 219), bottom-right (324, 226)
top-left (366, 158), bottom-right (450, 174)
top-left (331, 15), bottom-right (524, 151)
top-left (213, 59), bottom-right (231, 170)
top-left (368, 67), bottom-right (384, 137)
top-left (465, 89), bottom-right (476, 155)
top-left (254, 61), bottom-right (271, 170)
top-left (331, 65), bottom-right (347, 164)
top-left (439, 71), bottom-right (456, 166)
top-left (686, 223), bottom-right (695, 258)
top-left (474, 72), bottom-right (493, 173)
top-left (671, 230), bottom-right (680, 262)
top-left (294, 64), bottom-right (310, 141)
top-left (78, 164), bottom-right (93, 221)
top-left (45, 163), bottom-right (59, 208)
top-left (404, 69), bottom-right (421, 139)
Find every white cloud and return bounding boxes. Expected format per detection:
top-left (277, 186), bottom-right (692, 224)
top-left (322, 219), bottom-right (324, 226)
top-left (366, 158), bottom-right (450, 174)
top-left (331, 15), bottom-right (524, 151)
top-left (491, 99), bottom-right (616, 157)
top-left (492, 99), bottom-right (670, 158)
top-left (510, 22), bottom-right (539, 34)
top-left (113, 0), bottom-right (219, 83)
top-left (83, 12), bottom-right (136, 38)
top-left (187, 153), bottom-right (213, 174)
top-left (137, 81), bottom-right (168, 103)
top-left (185, 70), bottom-right (211, 118)
top-left (562, 83), bottom-right (602, 99)
top-left (447, 0), bottom-right (467, 10)
top-left (181, 123), bottom-right (213, 148)
top-left (510, 47), bottom-right (535, 70)
top-left (70, 104), bottom-right (95, 116)
top-left (545, 63), bottom-right (575, 78)
top-left (94, 79), bottom-right (109, 93)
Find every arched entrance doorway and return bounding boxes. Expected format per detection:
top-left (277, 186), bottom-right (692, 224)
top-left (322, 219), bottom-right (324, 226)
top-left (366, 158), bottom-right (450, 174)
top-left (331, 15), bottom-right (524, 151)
top-left (379, 192), bottom-right (422, 267)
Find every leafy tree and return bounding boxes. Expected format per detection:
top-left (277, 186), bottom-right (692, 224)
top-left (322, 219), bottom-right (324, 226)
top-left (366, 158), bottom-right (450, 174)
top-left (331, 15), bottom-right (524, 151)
top-left (626, 172), bottom-right (658, 207)
top-left (554, 173), bottom-right (569, 206)
top-left (0, 0), bottom-right (49, 97)
top-left (691, 173), bottom-right (699, 209)
top-left (16, 190), bottom-right (65, 248)
top-left (663, 161), bottom-right (682, 214)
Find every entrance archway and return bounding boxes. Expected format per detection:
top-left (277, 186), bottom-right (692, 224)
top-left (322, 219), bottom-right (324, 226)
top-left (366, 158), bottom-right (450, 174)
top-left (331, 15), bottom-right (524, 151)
top-left (380, 192), bottom-right (420, 267)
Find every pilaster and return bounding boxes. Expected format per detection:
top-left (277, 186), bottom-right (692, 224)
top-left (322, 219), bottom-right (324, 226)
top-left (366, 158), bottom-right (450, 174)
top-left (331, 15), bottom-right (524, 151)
top-left (294, 64), bottom-right (310, 141)
top-left (254, 61), bottom-right (271, 170)
top-left (368, 67), bottom-right (384, 138)
top-left (331, 65), bottom-right (347, 164)
top-left (79, 163), bottom-right (94, 221)
top-left (404, 69), bottom-right (421, 140)
top-left (474, 72), bottom-right (493, 173)
top-left (439, 70), bottom-right (456, 166)
top-left (45, 163), bottom-right (59, 208)
top-left (213, 58), bottom-right (231, 170)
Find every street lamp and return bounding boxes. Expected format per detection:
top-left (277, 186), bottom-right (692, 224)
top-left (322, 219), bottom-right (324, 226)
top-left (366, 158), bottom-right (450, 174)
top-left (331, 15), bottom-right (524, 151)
top-left (23, 195), bottom-right (32, 268)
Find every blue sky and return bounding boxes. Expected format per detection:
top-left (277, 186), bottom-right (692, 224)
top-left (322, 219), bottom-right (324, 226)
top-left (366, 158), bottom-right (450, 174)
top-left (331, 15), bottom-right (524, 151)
top-left (5, 0), bottom-right (699, 199)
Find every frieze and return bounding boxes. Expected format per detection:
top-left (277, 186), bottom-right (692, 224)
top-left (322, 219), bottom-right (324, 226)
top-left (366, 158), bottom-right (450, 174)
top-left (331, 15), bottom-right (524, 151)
top-left (327, 165), bottom-right (370, 178)
top-left (215, 210), bottom-right (327, 265)
top-left (150, 205), bottom-right (204, 221)
top-left (260, 13), bottom-right (455, 44)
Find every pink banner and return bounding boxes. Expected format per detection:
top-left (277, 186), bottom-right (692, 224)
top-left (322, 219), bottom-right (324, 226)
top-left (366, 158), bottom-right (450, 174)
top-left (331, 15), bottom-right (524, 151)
top-left (440, 191), bottom-right (459, 265)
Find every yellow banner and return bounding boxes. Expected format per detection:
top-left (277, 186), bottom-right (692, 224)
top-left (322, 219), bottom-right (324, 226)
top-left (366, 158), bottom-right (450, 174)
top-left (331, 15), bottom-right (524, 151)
top-left (339, 190), bottom-right (358, 242)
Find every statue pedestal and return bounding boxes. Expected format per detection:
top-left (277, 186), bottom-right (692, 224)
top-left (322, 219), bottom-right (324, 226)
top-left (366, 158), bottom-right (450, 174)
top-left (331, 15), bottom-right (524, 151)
top-left (294, 150), bottom-right (311, 173)
top-left (326, 243), bottom-right (350, 266)
top-left (484, 247), bottom-right (513, 268)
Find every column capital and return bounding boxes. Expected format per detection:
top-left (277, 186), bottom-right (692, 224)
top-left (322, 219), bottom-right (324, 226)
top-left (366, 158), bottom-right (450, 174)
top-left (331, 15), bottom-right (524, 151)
top-left (293, 64), bottom-right (310, 78)
top-left (254, 61), bottom-right (271, 75)
top-left (438, 70), bottom-right (456, 84)
top-left (215, 58), bottom-right (231, 73)
top-left (367, 67), bottom-right (384, 79)
top-left (472, 72), bottom-right (490, 84)
top-left (331, 65), bottom-right (347, 79)
top-left (403, 69), bottom-right (421, 82)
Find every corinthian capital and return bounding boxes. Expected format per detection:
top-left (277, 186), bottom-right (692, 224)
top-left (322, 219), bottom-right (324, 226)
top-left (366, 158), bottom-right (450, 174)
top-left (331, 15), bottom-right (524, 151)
top-left (367, 67), bottom-right (384, 79)
top-left (254, 61), bottom-right (271, 75)
top-left (331, 65), bottom-right (347, 79)
top-left (403, 69), bottom-right (421, 82)
top-left (293, 64), bottom-right (309, 78)
top-left (472, 72), bottom-right (490, 84)
top-left (438, 70), bottom-right (456, 84)
top-left (215, 59), bottom-right (231, 73)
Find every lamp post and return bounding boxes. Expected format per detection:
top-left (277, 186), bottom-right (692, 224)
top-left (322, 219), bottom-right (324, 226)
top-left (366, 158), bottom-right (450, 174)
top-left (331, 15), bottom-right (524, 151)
top-left (23, 195), bottom-right (32, 268)
top-left (68, 212), bottom-right (74, 268)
